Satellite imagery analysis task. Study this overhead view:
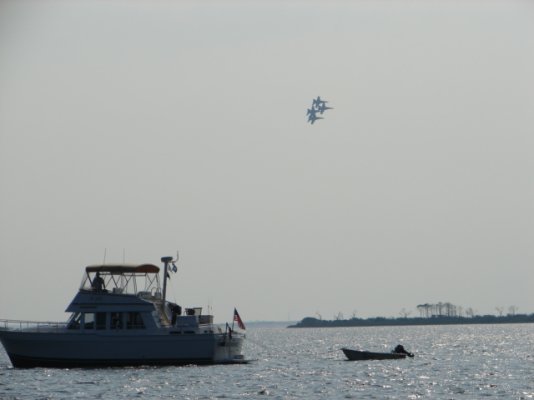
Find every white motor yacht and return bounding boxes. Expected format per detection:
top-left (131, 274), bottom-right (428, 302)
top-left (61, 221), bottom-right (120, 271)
top-left (0, 256), bottom-right (246, 368)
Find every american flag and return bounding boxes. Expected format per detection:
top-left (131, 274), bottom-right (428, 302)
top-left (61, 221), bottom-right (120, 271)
top-left (233, 308), bottom-right (246, 330)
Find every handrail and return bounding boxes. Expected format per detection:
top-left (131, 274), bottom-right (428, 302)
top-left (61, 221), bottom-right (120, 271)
top-left (0, 319), bottom-right (67, 332)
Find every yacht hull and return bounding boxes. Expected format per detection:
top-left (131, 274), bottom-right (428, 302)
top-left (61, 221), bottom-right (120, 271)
top-left (0, 330), bottom-right (245, 368)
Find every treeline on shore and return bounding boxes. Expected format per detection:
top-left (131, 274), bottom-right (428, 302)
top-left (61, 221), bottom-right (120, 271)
top-left (289, 302), bottom-right (533, 328)
top-left (289, 314), bottom-right (534, 328)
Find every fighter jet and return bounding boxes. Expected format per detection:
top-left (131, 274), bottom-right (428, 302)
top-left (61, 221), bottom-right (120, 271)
top-left (307, 96), bottom-right (332, 124)
top-left (307, 107), bottom-right (323, 124)
top-left (316, 102), bottom-right (333, 114)
top-left (312, 96), bottom-right (328, 110)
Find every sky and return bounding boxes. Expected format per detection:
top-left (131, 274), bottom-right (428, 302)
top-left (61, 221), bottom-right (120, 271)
top-left (0, 0), bottom-right (533, 323)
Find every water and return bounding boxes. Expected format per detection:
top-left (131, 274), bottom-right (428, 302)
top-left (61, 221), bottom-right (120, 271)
top-left (0, 324), bottom-right (532, 399)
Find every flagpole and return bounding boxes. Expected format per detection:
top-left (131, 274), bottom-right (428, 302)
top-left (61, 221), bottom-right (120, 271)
top-left (231, 308), bottom-right (235, 331)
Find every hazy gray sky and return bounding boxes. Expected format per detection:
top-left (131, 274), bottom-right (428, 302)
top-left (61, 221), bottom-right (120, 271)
top-left (1, 0), bottom-right (533, 323)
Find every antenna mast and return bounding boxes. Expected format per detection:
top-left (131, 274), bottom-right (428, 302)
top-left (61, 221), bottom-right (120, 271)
top-left (161, 252), bottom-right (179, 303)
top-left (161, 256), bottom-right (172, 303)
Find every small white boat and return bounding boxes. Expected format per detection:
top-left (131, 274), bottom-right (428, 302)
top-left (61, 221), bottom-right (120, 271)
top-left (0, 256), bottom-right (246, 368)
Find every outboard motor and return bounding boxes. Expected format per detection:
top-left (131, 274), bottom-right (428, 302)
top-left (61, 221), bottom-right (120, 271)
top-left (393, 344), bottom-right (414, 358)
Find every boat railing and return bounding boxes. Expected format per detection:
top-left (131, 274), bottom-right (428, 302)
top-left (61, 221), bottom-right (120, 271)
top-left (0, 319), bottom-right (68, 332)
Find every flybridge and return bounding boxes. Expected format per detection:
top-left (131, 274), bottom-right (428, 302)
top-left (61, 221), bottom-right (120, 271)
top-left (80, 264), bottom-right (162, 297)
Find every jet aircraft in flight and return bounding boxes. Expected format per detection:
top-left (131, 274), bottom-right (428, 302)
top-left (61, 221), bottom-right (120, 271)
top-left (306, 107), bottom-right (323, 124)
top-left (307, 96), bottom-right (332, 124)
top-left (312, 96), bottom-right (325, 108)
top-left (316, 101), bottom-right (333, 114)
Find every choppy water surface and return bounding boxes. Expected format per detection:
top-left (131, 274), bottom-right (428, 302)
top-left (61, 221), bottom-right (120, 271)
top-left (0, 324), bottom-right (532, 399)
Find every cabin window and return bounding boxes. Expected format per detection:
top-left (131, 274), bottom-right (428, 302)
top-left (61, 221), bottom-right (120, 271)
top-left (84, 313), bottom-right (95, 329)
top-left (127, 312), bottom-right (145, 329)
top-left (111, 312), bottom-right (123, 330)
top-left (67, 313), bottom-right (82, 330)
top-left (83, 313), bottom-right (106, 330)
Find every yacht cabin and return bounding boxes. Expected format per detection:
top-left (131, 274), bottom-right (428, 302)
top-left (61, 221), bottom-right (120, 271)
top-left (65, 264), bottom-right (213, 333)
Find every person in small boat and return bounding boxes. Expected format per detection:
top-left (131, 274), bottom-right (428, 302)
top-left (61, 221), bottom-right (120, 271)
top-left (393, 344), bottom-right (414, 357)
top-left (92, 272), bottom-right (106, 292)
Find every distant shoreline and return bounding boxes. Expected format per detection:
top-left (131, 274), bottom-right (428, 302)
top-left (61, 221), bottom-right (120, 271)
top-left (288, 314), bottom-right (534, 328)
